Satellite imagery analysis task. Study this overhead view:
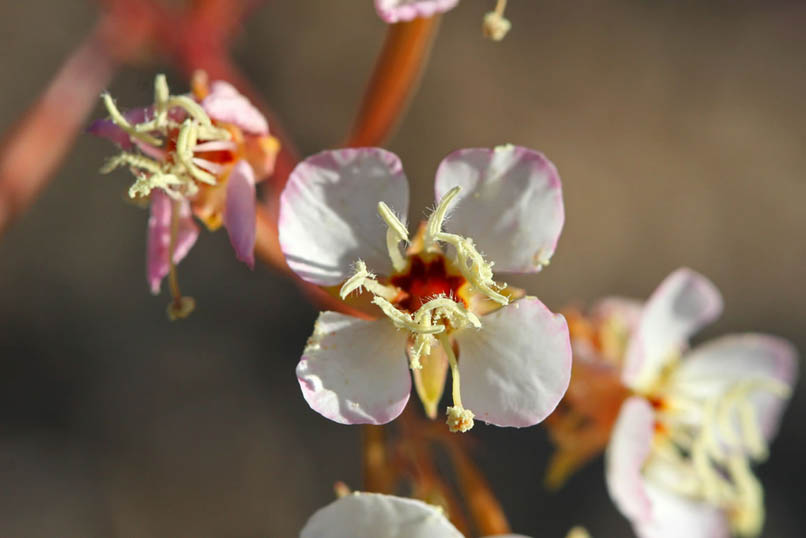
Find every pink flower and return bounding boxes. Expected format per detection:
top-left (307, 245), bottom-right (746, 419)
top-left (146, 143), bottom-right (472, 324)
top-left (279, 145), bottom-right (571, 431)
top-left (89, 73), bottom-right (279, 316)
top-left (374, 0), bottom-right (460, 23)
top-left (605, 269), bottom-right (798, 537)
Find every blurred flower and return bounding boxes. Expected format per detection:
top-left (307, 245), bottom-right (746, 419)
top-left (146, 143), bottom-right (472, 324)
top-left (544, 299), bottom-right (637, 488)
top-left (374, 0), bottom-right (460, 24)
top-left (279, 145), bottom-right (570, 432)
top-left (89, 72), bottom-right (279, 318)
top-left (301, 491), bottom-right (534, 538)
top-left (604, 269), bottom-right (797, 537)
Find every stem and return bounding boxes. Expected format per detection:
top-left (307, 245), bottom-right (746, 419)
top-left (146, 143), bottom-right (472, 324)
top-left (167, 199), bottom-right (183, 303)
top-left (494, 0), bottom-right (508, 16)
top-left (345, 17), bottom-right (441, 147)
top-left (0, 23), bottom-right (118, 235)
top-left (446, 443), bottom-right (512, 536)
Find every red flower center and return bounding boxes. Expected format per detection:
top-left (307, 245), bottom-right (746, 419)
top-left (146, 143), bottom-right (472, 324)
top-left (390, 255), bottom-right (467, 313)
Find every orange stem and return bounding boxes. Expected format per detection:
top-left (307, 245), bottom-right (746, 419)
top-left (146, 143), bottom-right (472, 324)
top-left (345, 17), bottom-right (441, 147)
top-left (447, 443), bottom-right (512, 536)
top-left (0, 24), bottom-right (119, 235)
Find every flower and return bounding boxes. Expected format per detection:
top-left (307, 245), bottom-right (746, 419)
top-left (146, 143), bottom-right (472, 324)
top-left (604, 269), bottom-right (797, 537)
top-left (89, 72), bottom-right (279, 318)
top-left (279, 145), bottom-right (571, 432)
top-left (374, 0), bottom-right (460, 24)
top-left (301, 491), bottom-right (533, 538)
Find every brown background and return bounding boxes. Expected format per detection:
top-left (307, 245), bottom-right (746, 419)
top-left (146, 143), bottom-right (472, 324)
top-left (0, 1), bottom-right (804, 536)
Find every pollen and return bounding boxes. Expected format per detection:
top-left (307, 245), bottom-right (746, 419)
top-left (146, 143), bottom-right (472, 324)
top-left (446, 406), bottom-right (475, 433)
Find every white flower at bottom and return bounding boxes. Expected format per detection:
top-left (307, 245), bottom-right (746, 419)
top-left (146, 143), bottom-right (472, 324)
top-left (605, 269), bottom-right (798, 538)
top-left (280, 146), bottom-right (571, 431)
top-left (301, 492), bottom-right (533, 538)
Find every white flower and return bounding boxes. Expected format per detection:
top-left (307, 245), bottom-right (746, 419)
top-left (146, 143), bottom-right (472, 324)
top-left (301, 492), bottom-right (532, 538)
top-left (605, 269), bottom-right (798, 537)
top-left (279, 146), bottom-right (571, 431)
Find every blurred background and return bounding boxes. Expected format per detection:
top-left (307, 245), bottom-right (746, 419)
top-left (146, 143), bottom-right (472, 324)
top-left (1, 1), bottom-right (804, 536)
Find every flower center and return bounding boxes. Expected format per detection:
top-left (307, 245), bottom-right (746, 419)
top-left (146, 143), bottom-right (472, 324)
top-left (99, 74), bottom-right (234, 201)
top-left (390, 254), bottom-right (467, 313)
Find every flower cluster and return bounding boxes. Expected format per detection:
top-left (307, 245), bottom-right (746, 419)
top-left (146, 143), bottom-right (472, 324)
top-left (90, 72), bottom-right (279, 318)
top-left (279, 145), bottom-right (571, 432)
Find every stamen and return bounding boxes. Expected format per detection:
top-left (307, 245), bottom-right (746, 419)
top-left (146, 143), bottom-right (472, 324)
top-left (439, 333), bottom-right (474, 432)
top-left (339, 260), bottom-right (399, 301)
top-left (482, 0), bottom-right (512, 41)
top-left (165, 199), bottom-right (195, 321)
top-left (425, 186), bottom-right (508, 305)
top-left (175, 120), bottom-right (217, 185)
top-left (99, 74), bottom-right (233, 201)
top-left (372, 296), bottom-right (445, 335)
top-left (378, 201), bottom-right (409, 272)
top-left (726, 455), bottom-right (764, 536)
top-left (101, 93), bottom-right (162, 147)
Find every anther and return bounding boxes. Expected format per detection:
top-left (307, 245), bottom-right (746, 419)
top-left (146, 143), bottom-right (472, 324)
top-left (482, 0), bottom-right (511, 41)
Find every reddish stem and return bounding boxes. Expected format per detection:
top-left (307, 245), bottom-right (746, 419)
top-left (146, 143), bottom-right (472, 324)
top-left (345, 17), bottom-right (441, 147)
top-left (0, 24), bottom-right (119, 235)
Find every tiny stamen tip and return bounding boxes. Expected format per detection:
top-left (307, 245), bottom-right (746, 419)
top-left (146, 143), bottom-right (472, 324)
top-left (446, 406), bottom-right (475, 433)
top-left (167, 296), bottom-right (196, 321)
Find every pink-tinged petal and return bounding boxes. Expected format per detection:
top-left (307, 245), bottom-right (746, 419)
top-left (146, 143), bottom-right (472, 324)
top-left (634, 482), bottom-right (730, 538)
top-left (591, 297), bottom-right (644, 334)
top-left (146, 191), bottom-right (199, 294)
top-left (224, 159), bottom-right (257, 269)
top-left (297, 312), bottom-right (410, 425)
top-left (301, 492), bottom-right (462, 538)
top-left (279, 148), bottom-right (409, 286)
top-left (434, 145), bottom-right (565, 274)
top-left (670, 334), bottom-right (798, 445)
top-left (605, 396), bottom-right (655, 525)
top-left (87, 106), bottom-right (152, 150)
top-left (374, 0), bottom-right (459, 23)
top-left (622, 269), bottom-right (723, 392)
top-left (201, 80), bottom-right (269, 135)
top-left (454, 297), bottom-right (572, 427)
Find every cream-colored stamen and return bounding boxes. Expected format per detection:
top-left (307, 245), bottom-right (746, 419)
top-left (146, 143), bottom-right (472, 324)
top-left (439, 333), bottom-right (474, 432)
top-left (482, 0), bottom-right (511, 41)
top-left (100, 74), bottom-right (231, 200)
top-left (378, 201), bottom-right (409, 272)
top-left (425, 186), bottom-right (508, 305)
top-left (339, 260), bottom-right (399, 301)
top-left (648, 375), bottom-right (789, 535)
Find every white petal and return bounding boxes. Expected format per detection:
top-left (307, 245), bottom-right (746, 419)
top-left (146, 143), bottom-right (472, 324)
top-left (455, 297), bottom-right (571, 427)
top-left (279, 149), bottom-right (409, 285)
top-left (622, 268), bottom-right (723, 392)
top-left (297, 312), bottom-right (411, 425)
top-left (434, 145), bottom-right (565, 273)
top-left (301, 492), bottom-right (462, 538)
top-left (669, 334), bottom-right (797, 445)
top-left (634, 482), bottom-right (730, 538)
top-left (605, 397), bottom-right (655, 525)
